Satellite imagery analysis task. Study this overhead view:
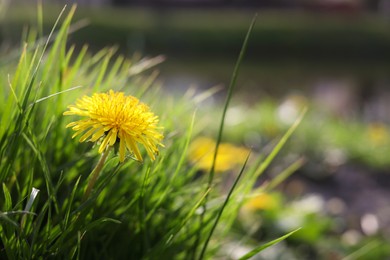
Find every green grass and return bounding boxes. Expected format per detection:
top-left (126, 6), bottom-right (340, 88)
top-left (0, 5), bottom-right (306, 259)
top-left (2, 4), bottom-right (389, 259)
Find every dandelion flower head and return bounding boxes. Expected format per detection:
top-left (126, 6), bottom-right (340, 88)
top-left (188, 137), bottom-right (249, 172)
top-left (64, 90), bottom-right (163, 162)
top-left (243, 192), bottom-right (280, 212)
top-left (367, 123), bottom-right (389, 146)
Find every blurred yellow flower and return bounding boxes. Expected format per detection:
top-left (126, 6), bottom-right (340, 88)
top-left (367, 123), bottom-right (389, 146)
top-left (64, 90), bottom-right (163, 162)
top-left (188, 137), bottom-right (249, 172)
top-left (244, 192), bottom-right (279, 211)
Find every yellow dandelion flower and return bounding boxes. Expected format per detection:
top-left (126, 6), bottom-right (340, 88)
top-left (188, 137), bottom-right (249, 172)
top-left (63, 90), bottom-right (164, 162)
top-left (243, 192), bottom-right (279, 211)
top-left (367, 123), bottom-right (389, 146)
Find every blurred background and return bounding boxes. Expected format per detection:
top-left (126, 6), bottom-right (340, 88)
top-left (2, 0), bottom-right (390, 105)
top-left (2, 0), bottom-right (390, 258)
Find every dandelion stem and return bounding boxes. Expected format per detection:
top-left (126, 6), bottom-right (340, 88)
top-left (83, 147), bottom-right (111, 201)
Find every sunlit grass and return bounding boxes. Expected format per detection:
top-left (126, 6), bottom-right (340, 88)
top-left (0, 5), bottom-right (308, 259)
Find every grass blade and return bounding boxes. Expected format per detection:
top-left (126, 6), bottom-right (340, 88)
top-left (238, 228), bottom-right (301, 260)
top-left (194, 14), bottom-right (257, 259)
top-left (165, 188), bottom-right (211, 246)
top-left (146, 188), bottom-right (212, 259)
top-left (254, 107), bottom-right (307, 178)
top-left (2, 183), bottom-right (13, 211)
top-left (93, 47), bottom-right (116, 90)
top-left (264, 157), bottom-right (306, 191)
top-left (32, 85), bottom-right (83, 105)
top-left (144, 111), bottom-right (196, 222)
top-left (342, 240), bottom-right (381, 260)
top-left (198, 152), bottom-right (251, 260)
top-left (208, 14), bottom-right (257, 186)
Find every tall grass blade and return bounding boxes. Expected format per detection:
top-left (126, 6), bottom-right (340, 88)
top-left (194, 14), bottom-right (257, 260)
top-left (93, 47), bottom-right (116, 90)
top-left (62, 45), bottom-right (88, 87)
top-left (208, 14), bottom-right (257, 186)
top-left (22, 5), bottom-right (69, 109)
top-left (24, 187), bottom-right (40, 212)
top-left (136, 70), bottom-right (160, 98)
top-left (198, 152), bottom-right (250, 260)
top-left (264, 157), bottom-right (306, 191)
top-left (342, 240), bottom-right (381, 260)
top-left (165, 188), bottom-right (211, 246)
top-left (41, 5), bottom-right (76, 93)
top-left (37, 1), bottom-right (43, 39)
top-left (146, 188), bottom-right (212, 259)
top-left (238, 228), bottom-right (301, 260)
top-left (22, 133), bottom-right (55, 202)
top-left (0, 212), bottom-right (19, 228)
top-left (128, 55), bottom-right (165, 76)
top-left (254, 107), bottom-right (307, 178)
top-left (0, 5), bottom-right (69, 183)
top-left (2, 182), bottom-right (13, 211)
top-left (63, 176), bottom-right (81, 229)
top-left (32, 85), bottom-right (83, 105)
top-left (139, 167), bottom-right (151, 251)
top-left (144, 111), bottom-right (196, 222)
top-left (105, 55), bottom-right (125, 87)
